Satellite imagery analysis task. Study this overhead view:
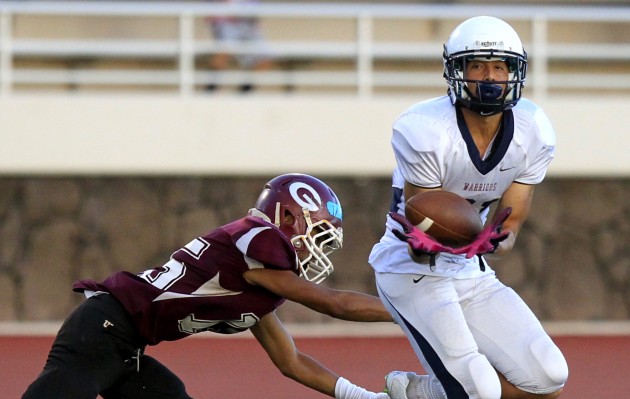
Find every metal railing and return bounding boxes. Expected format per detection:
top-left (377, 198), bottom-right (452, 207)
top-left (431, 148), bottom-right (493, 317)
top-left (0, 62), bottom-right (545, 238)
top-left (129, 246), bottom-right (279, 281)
top-left (0, 2), bottom-right (629, 98)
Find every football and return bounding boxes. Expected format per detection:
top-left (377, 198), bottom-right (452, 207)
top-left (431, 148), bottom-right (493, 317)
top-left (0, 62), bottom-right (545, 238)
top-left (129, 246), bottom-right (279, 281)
top-left (405, 191), bottom-right (483, 247)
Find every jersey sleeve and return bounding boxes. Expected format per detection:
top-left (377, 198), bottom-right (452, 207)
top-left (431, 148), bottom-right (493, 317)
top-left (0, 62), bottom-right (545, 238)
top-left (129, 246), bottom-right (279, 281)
top-left (235, 223), bottom-right (299, 274)
top-left (391, 113), bottom-right (446, 188)
top-left (515, 106), bottom-right (556, 184)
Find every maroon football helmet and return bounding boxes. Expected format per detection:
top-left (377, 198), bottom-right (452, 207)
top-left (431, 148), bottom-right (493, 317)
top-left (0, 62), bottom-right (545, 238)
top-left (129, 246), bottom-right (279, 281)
top-left (250, 173), bottom-right (343, 283)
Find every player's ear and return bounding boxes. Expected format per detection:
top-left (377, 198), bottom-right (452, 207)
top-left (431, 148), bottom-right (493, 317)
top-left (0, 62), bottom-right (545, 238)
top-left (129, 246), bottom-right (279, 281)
top-left (283, 211), bottom-right (295, 225)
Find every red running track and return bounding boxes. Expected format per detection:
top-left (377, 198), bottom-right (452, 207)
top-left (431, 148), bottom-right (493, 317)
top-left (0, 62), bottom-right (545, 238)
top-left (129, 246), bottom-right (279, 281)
top-left (3, 335), bottom-right (629, 398)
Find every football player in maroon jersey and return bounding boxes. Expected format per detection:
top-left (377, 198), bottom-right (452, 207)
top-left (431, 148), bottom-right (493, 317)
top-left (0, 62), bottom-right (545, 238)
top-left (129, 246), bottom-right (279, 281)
top-left (23, 173), bottom-right (392, 399)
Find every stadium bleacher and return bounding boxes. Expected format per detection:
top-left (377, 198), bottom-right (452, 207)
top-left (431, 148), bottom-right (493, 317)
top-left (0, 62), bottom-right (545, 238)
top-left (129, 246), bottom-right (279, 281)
top-left (1, 1), bottom-right (628, 98)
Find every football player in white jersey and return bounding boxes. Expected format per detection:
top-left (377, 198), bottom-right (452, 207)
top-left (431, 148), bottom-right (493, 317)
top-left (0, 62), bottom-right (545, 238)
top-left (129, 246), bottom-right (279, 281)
top-left (370, 16), bottom-right (568, 399)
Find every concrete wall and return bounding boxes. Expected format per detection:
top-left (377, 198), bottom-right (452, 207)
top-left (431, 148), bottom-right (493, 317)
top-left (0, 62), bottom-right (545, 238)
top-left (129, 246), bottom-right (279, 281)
top-left (0, 176), bottom-right (628, 323)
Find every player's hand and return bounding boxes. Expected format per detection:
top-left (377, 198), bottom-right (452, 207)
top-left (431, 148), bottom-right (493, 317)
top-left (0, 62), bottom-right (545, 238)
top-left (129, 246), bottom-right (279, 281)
top-left (450, 207), bottom-right (512, 259)
top-left (389, 212), bottom-right (454, 255)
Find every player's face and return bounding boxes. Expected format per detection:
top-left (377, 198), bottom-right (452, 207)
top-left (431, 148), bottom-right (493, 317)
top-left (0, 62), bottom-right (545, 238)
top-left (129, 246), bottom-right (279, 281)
top-left (295, 246), bottom-right (309, 261)
top-left (465, 60), bottom-right (509, 96)
top-left (282, 213), bottom-right (305, 259)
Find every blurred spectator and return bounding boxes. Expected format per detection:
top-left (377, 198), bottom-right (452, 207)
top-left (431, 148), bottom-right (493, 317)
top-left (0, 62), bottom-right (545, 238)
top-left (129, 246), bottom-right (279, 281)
top-left (206, 0), bottom-right (273, 93)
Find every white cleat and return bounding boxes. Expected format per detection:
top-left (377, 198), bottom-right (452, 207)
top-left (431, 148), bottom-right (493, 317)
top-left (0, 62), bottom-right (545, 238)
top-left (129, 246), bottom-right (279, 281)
top-left (385, 371), bottom-right (411, 399)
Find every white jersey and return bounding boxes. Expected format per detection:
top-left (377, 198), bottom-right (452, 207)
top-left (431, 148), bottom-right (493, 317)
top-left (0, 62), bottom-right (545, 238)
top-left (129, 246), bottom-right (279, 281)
top-left (369, 95), bottom-right (555, 278)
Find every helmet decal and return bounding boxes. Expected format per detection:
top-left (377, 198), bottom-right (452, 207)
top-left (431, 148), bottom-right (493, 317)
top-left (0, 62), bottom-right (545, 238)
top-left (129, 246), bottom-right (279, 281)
top-left (327, 201), bottom-right (343, 220)
top-left (289, 182), bottom-right (322, 212)
top-left (475, 40), bottom-right (504, 49)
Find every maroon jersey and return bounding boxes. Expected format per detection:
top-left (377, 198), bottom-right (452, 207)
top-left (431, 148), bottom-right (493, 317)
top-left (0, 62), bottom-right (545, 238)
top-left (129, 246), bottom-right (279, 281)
top-left (73, 216), bottom-right (299, 345)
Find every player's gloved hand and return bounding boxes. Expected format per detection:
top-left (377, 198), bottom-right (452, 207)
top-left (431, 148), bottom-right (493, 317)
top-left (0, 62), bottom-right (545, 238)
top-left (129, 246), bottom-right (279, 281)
top-left (388, 212), bottom-right (454, 256)
top-left (335, 377), bottom-right (391, 399)
top-left (450, 207), bottom-right (512, 259)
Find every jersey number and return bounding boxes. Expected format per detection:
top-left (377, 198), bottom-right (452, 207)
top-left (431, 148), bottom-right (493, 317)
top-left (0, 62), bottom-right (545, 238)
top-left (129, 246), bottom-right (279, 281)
top-left (138, 238), bottom-right (210, 290)
top-left (178, 313), bottom-right (259, 335)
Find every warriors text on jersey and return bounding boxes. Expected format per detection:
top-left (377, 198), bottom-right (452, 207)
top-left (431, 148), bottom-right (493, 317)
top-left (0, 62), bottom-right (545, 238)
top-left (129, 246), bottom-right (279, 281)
top-left (369, 95), bottom-right (555, 278)
top-left (74, 216), bottom-right (299, 345)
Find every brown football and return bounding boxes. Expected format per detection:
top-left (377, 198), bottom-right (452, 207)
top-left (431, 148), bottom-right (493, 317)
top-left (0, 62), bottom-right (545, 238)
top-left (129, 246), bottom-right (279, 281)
top-left (405, 191), bottom-right (483, 247)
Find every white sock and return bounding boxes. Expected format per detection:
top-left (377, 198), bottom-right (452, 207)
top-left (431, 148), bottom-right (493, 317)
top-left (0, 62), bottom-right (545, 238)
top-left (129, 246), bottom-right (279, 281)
top-left (407, 373), bottom-right (446, 399)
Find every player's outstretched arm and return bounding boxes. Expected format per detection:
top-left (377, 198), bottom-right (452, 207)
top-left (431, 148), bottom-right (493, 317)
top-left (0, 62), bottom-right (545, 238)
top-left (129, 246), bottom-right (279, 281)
top-left (243, 268), bottom-right (393, 323)
top-left (251, 312), bottom-right (390, 399)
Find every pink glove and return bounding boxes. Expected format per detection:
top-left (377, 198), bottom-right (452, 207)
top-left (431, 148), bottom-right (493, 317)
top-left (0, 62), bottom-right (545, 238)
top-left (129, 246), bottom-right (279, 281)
top-left (450, 207), bottom-right (512, 259)
top-left (389, 212), bottom-right (454, 255)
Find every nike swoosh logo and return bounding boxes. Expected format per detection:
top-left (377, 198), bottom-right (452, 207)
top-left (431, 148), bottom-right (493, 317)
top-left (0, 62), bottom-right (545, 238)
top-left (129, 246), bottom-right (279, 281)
top-left (499, 166), bottom-right (515, 171)
top-left (413, 276), bottom-right (426, 283)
